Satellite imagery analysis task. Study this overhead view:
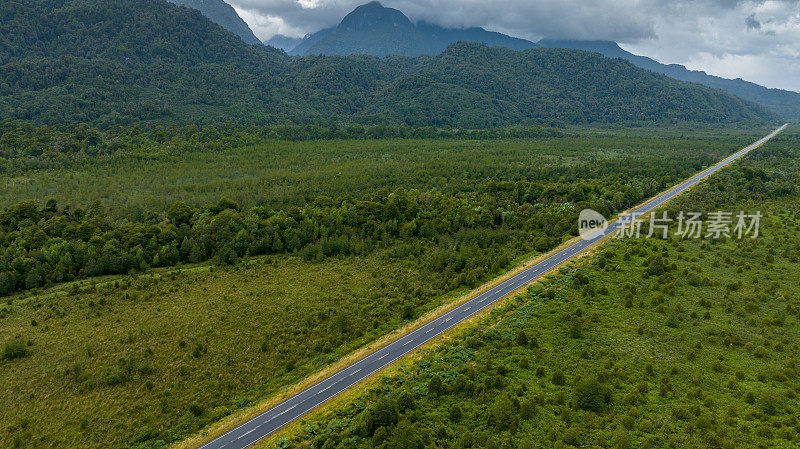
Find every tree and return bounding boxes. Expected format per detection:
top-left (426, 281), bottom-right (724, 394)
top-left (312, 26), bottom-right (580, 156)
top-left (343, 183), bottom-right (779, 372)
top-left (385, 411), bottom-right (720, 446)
top-left (647, 255), bottom-right (666, 276)
top-left (388, 419), bottom-right (423, 449)
top-left (373, 397), bottom-right (399, 428)
top-left (516, 329), bottom-right (528, 346)
top-left (167, 201), bottom-right (194, 225)
top-left (574, 377), bottom-right (612, 412)
top-left (552, 370), bottom-right (566, 386)
top-left (397, 391), bottom-right (415, 413)
top-left (489, 396), bottom-right (518, 430)
top-left (0, 271), bottom-right (14, 296)
top-left (428, 375), bottom-right (444, 396)
top-left (359, 396), bottom-right (399, 436)
top-left (216, 244), bottom-right (238, 266)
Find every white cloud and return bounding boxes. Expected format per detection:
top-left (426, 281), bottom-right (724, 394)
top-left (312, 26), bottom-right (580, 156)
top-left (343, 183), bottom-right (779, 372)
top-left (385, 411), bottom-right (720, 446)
top-left (229, 0), bottom-right (800, 91)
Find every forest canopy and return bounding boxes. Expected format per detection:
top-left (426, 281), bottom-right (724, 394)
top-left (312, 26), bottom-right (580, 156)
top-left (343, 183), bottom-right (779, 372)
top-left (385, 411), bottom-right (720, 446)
top-left (0, 0), bottom-right (779, 128)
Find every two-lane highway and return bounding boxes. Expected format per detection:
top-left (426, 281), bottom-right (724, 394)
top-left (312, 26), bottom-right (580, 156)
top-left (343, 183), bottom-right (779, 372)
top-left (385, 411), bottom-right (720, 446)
top-left (198, 124), bottom-right (787, 449)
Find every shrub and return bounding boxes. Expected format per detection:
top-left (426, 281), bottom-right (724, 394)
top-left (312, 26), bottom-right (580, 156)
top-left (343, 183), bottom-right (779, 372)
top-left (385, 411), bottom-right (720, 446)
top-left (574, 377), bottom-right (612, 412)
top-left (397, 391), bottom-right (415, 413)
top-left (552, 370), bottom-right (566, 386)
top-left (428, 376), bottom-right (444, 396)
top-left (516, 329), bottom-right (528, 346)
top-left (402, 303), bottom-right (415, 320)
top-left (189, 404), bottom-right (204, 417)
top-left (758, 392), bottom-right (779, 415)
top-left (568, 319), bottom-right (583, 338)
top-left (520, 398), bottom-right (538, 420)
top-left (449, 405), bottom-right (462, 422)
top-left (488, 397), bottom-right (518, 430)
top-left (2, 339), bottom-right (28, 360)
top-left (371, 397), bottom-right (399, 433)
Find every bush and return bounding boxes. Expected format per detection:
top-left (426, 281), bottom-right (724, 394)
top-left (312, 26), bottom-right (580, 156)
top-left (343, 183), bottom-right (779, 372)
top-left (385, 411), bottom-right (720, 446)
top-left (359, 396), bottom-right (399, 436)
top-left (397, 391), bottom-right (415, 413)
top-left (516, 329), bottom-right (528, 346)
top-left (569, 318), bottom-right (584, 338)
top-left (189, 404), bottom-right (204, 417)
top-left (552, 370), bottom-right (566, 386)
top-left (402, 303), bottom-right (415, 320)
top-left (520, 398), bottom-right (538, 419)
top-left (428, 376), bottom-right (444, 396)
top-left (449, 405), bottom-right (462, 422)
top-left (488, 397), bottom-right (518, 430)
top-left (2, 339), bottom-right (28, 360)
top-left (758, 392), bottom-right (779, 415)
top-left (574, 377), bottom-right (612, 412)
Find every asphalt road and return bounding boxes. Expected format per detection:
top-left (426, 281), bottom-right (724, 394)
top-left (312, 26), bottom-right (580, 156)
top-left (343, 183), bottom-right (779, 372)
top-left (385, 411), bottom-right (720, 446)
top-left (198, 124), bottom-right (787, 449)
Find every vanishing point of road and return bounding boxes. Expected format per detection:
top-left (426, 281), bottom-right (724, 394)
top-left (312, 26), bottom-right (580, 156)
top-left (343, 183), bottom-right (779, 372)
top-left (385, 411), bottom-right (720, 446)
top-left (198, 124), bottom-right (788, 449)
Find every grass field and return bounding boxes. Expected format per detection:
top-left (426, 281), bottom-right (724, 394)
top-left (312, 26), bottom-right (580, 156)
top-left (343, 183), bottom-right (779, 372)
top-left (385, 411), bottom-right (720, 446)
top-left (1, 252), bottom-right (479, 448)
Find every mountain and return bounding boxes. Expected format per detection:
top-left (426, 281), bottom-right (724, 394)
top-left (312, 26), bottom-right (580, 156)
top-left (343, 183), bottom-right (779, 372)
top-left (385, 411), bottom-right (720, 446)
top-left (416, 21), bottom-right (536, 52)
top-left (288, 2), bottom-right (537, 57)
top-left (537, 40), bottom-right (800, 121)
top-left (300, 2), bottom-right (432, 56)
top-left (0, 0), bottom-right (286, 125)
top-left (0, 0), bottom-right (777, 127)
top-left (168, 0), bottom-right (261, 45)
top-left (284, 2), bottom-right (798, 121)
top-left (264, 34), bottom-right (303, 52)
top-left (371, 43), bottom-right (775, 127)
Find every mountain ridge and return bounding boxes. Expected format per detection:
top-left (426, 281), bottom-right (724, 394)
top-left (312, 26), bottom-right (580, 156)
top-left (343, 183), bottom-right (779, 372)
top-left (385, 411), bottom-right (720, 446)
top-left (536, 39), bottom-right (800, 121)
top-left (0, 0), bottom-right (778, 127)
top-left (168, 0), bottom-right (261, 45)
top-left (285, 1), bottom-right (537, 56)
top-left (276, 2), bottom-right (799, 120)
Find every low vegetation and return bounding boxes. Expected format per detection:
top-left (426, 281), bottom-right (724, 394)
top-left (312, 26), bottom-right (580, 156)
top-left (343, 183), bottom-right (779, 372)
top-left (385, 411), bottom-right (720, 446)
top-left (268, 132), bottom-right (800, 449)
top-left (0, 129), bottom-right (793, 448)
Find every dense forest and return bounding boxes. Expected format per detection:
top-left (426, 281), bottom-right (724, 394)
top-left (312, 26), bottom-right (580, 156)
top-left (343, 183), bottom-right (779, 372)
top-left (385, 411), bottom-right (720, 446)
top-left (0, 122), bottom-right (765, 298)
top-left (0, 153), bottom-right (685, 297)
top-left (0, 0), bottom-right (778, 127)
top-left (268, 1), bottom-right (800, 122)
top-left (536, 40), bottom-right (800, 122)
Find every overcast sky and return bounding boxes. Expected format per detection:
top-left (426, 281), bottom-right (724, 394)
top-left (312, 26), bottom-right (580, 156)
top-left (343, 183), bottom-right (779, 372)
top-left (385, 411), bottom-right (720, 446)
top-left (230, 0), bottom-right (800, 92)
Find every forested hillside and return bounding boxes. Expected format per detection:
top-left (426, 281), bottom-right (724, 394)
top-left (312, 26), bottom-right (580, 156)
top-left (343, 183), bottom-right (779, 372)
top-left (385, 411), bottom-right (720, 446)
top-left (0, 0), bottom-right (778, 127)
top-left (538, 40), bottom-right (800, 121)
top-left (168, 0), bottom-right (261, 45)
top-left (266, 2), bottom-right (800, 121)
top-left (375, 43), bottom-right (775, 126)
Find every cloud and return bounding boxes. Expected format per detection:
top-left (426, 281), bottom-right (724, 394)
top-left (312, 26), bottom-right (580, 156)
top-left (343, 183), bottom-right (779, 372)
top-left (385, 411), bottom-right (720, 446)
top-left (230, 0), bottom-right (800, 91)
top-left (746, 13), bottom-right (761, 29)
top-left (230, 0), bottom-right (657, 41)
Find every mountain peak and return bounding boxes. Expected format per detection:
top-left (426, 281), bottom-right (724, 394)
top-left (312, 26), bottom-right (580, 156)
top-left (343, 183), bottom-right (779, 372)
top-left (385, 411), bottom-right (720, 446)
top-left (339, 1), bottom-right (413, 32)
top-left (298, 1), bottom-right (536, 57)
